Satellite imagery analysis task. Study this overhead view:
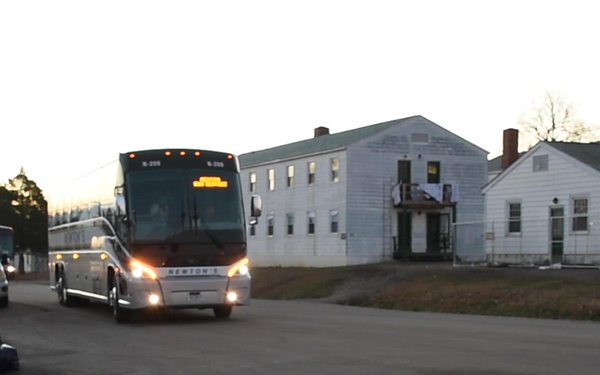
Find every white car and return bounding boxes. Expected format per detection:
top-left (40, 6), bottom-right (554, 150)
top-left (0, 266), bottom-right (8, 308)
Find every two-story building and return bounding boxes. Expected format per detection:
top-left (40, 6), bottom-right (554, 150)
top-left (239, 115), bottom-right (488, 267)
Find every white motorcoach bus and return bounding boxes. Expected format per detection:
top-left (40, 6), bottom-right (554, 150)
top-left (47, 149), bottom-right (261, 323)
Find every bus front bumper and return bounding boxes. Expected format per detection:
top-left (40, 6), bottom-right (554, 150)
top-left (121, 274), bottom-right (251, 310)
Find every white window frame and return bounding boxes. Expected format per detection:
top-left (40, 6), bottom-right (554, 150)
top-left (331, 158), bottom-right (339, 183)
top-left (533, 155), bottom-right (549, 172)
top-left (249, 172), bottom-right (257, 192)
top-left (287, 165), bottom-right (295, 188)
top-left (571, 196), bottom-right (589, 233)
top-left (267, 213), bottom-right (275, 237)
top-left (308, 161), bottom-right (316, 185)
top-left (286, 213), bottom-right (294, 235)
top-left (307, 211), bottom-right (316, 235)
top-left (506, 201), bottom-right (521, 235)
top-left (267, 169), bottom-right (275, 191)
top-left (330, 210), bottom-right (339, 233)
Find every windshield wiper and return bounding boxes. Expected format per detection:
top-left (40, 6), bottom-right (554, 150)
top-left (199, 222), bottom-right (225, 250)
top-left (192, 196), bottom-right (199, 234)
top-left (167, 199), bottom-right (187, 239)
top-left (191, 196), bottom-right (224, 249)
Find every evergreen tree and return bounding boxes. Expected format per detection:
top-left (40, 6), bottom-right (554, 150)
top-left (1, 168), bottom-right (48, 256)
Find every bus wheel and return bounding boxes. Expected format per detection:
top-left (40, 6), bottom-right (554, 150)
top-left (57, 272), bottom-right (74, 307)
top-left (110, 274), bottom-right (131, 323)
top-left (213, 305), bottom-right (233, 319)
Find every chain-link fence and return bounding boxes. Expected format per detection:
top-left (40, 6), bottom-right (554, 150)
top-left (452, 220), bottom-right (487, 266)
top-left (453, 214), bottom-right (600, 267)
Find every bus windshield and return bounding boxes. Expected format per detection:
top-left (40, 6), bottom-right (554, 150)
top-left (126, 169), bottom-right (245, 244)
top-left (0, 227), bottom-right (14, 259)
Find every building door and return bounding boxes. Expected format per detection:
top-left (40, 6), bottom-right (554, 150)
top-left (398, 160), bottom-right (411, 183)
top-left (549, 206), bottom-right (564, 264)
top-left (397, 212), bottom-right (412, 254)
top-left (398, 160), bottom-right (411, 200)
top-left (426, 213), bottom-right (441, 253)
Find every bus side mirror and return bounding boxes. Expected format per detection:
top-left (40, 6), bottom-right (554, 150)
top-left (116, 195), bottom-right (126, 218)
top-left (250, 195), bottom-right (262, 218)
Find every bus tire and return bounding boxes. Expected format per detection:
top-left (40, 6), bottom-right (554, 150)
top-left (57, 272), bottom-right (75, 307)
top-left (0, 296), bottom-right (8, 308)
top-left (213, 305), bottom-right (233, 319)
top-left (110, 274), bottom-right (131, 324)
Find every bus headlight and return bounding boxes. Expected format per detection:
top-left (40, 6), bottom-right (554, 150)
top-left (130, 259), bottom-right (157, 280)
top-left (226, 291), bottom-right (238, 302)
top-left (5, 265), bottom-right (16, 274)
top-left (148, 294), bottom-right (160, 305)
top-left (227, 258), bottom-right (250, 277)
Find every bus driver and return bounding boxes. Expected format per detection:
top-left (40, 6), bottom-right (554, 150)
top-left (150, 195), bottom-right (170, 222)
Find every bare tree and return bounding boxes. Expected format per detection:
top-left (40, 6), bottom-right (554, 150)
top-left (518, 91), bottom-right (596, 147)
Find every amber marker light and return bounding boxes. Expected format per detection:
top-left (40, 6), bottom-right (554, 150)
top-left (165, 151), bottom-right (172, 156)
top-left (101, 253), bottom-right (108, 260)
top-left (227, 154), bottom-right (233, 159)
top-left (73, 253), bottom-right (80, 260)
top-left (227, 258), bottom-right (249, 277)
top-left (129, 153), bottom-right (136, 159)
top-left (180, 151), bottom-right (187, 156)
top-left (56, 254), bottom-right (63, 260)
top-left (194, 151), bottom-right (201, 156)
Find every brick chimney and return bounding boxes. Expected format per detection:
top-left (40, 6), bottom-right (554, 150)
top-left (502, 128), bottom-right (519, 169)
top-left (314, 126), bottom-right (329, 138)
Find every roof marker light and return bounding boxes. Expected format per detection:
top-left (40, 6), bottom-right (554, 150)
top-left (129, 153), bottom-right (136, 159)
top-left (165, 151), bottom-right (172, 156)
top-left (180, 151), bottom-right (186, 156)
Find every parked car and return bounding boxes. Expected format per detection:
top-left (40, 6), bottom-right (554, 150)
top-left (0, 335), bottom-right (19, 372)
top-left (0, 254), bottom-right (16, 281)
top-left (0, 266), bottom-right (8, 308)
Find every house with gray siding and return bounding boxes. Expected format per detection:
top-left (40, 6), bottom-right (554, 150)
top-left (239, 115), bottom-right (488, 267)
top-left (484, 137), bottom-right (600, 266)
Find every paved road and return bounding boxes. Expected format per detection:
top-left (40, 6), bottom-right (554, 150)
top-left (1, 280), bottom-right (599, 375)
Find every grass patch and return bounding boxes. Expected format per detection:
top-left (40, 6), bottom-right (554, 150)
top-left (251, 263), bottom-right (600, 321)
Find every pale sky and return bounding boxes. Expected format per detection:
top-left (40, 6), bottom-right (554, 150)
top-left (1, 0), bottom-right (599, 194)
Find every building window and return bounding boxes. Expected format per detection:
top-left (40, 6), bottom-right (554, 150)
top-left (427, 161), bottom-right (440, 184)
top-left (330, 210), bottom-right (339, 233)
top-left (533, 155), bottom-right (548, 172)
top-left (268, 169), bottom-right (275, 191)
top-left (331, 158), bottom-right (339, 182)
top-left (286, 213), bottom-right (294, 235)
top-left (411, 132), bottom-right (429, 143)
top-left (307, 211), bottom-right (316, 234)
top-left (572, 197), bottom-right (588, 232)
top-left (267, 213), bottom-right (274, 236)
top-left (249, 172), bottom-right (257, 192)
top-left (287, 165), bottom-right (295, 188)
top-left (308, 161), bottom-right (316, 185)
top-left (507, 202), bottom-right (521, 234)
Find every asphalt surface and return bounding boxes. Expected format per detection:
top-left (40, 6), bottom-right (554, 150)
top-left (1, 280), bottom-right (600, 375)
